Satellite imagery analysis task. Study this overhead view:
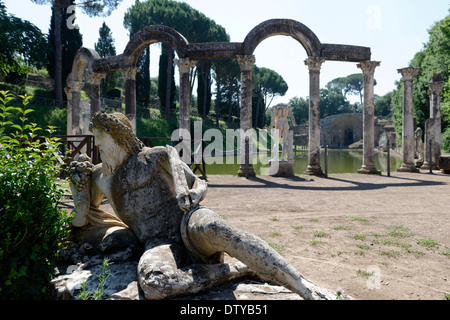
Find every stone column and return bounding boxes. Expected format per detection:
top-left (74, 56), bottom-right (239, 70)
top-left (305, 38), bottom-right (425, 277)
top-left (86, 72), bottom-right (106, 116)
top-left (122, 67), bottom-right (140, 133)
top-left (304, 57), bottom-right (325, 176)
top-left (357, 61), bottom-right (381, 175)
top-left (397, 66), bottom-right (420, 173)
top-left (67, 80), bottom-right (85, 136)
top-left (237, 55), bottom-right (256, 177)
top-left (174, 58), bottom-right (196, 135)
top-left (64, 84), bottom-right (73, 136)
top-left (422, 74), bottom-right (444, 170)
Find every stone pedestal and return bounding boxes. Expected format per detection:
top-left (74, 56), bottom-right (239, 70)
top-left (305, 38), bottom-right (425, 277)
top-left (304, 57), bottom-right (325, 176)
top-left (357, 61), bottom-right (381, 175)
top-left (269, 160), bottom-right (294, 177)
top-left (397, 66), bottom-right (420, 173)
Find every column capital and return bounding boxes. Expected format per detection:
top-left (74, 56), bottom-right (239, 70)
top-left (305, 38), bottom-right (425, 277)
top-left (174, 58), bottom-right (196, 74)
top-left (66, 80), bottom-right (84, 93)
top-left (237, 55), bottom-right (255, 72)
top-left (122, 66), bottom-right (141, 80)
top-left (428, 79), bottom-right (445, 97)
top-left (397, 66), bottom-right (419, 81)
top-left (358, 60), bottom-right (381, 75)
top-left (86, 72), bottom-right (106, 85)
top-left (304, 57), bottom-right (326, 74)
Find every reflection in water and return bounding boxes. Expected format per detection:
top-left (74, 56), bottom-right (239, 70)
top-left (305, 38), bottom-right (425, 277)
top-left (205, 149), bottom-right (403, 175)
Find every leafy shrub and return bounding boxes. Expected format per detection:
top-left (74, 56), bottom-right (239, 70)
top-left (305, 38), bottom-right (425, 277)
top-left (0, 91), bottom-right (71, 299)
top-left (442, 127), bottom-right (450, 153)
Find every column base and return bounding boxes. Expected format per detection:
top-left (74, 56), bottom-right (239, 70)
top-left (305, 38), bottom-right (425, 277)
top-left (397, 163), bottom-right (420, 173)
top-left (305, 165), bottom-right (324, 176)
top-left (238, 164), bottom-right (256, 178)
top-left (357, 165), bottom-right (381, 175)
top-left (269, 160), bottom-right (294, 177)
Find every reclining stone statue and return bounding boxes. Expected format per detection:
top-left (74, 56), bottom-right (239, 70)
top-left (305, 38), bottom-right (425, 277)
top-left (67, 112), bottom-right (340, 300)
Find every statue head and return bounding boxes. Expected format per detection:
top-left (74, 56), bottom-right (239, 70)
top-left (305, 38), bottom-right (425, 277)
top-left (90, 112), bottom-right (143, 175)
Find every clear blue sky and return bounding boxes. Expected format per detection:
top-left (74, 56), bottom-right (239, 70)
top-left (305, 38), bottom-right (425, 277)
top-left (3, 0), bottom-right (449, 105)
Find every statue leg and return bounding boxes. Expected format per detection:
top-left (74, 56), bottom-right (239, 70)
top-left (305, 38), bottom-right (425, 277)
top-left (184, 207), bottom-right (339, 300)
top-left (137, 239), bottom-right (254, 300)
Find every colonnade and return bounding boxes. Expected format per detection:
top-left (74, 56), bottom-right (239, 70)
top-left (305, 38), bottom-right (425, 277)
top-left (67, 19), bottom-right (384, 176)
top-left (65, 55), bottom-right (382, 177)
top-left (172, 55), bottom-right (382, 177)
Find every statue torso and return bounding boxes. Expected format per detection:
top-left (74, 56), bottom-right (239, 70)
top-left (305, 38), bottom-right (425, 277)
top-left (96, 146), bottom-right (184, 245)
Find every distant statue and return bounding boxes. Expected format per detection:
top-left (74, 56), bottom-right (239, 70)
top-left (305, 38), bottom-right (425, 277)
top-left (415, 127), bottom-right (424, 163)
top-left (67, 112), bottom-right (339, 300)
top-left (271, 103), bottom-right (297, 160)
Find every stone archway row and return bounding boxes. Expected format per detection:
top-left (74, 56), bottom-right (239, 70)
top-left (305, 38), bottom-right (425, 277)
top-left (67, 18), bottom-right (379, 177)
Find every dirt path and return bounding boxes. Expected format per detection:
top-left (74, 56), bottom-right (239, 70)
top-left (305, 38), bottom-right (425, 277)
top-left (201, 171), bottom-right (450, 300)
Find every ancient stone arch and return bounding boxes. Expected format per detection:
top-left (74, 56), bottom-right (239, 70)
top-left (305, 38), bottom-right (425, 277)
top-left (242, 19), bottom-right (322, 57)
top-left (68, 18), bottom-right (380, 176)
top-left (123, 25), bottom-right (189, 66)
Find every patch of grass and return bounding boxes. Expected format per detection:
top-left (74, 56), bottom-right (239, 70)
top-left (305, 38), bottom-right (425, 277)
top-left (347, 216), bottom-right (369, 223)
top-left (353, 250), bottom-right (366, 256)
top-left (270, 217), bottom-right (279, 222)
top-left (356, 243), bottom-right (371, 250)
top-left (309, 239), bottom-right (323, 246)
top-left (417, 238), bottom-right (439, 250)
top-left (386, 225), bottom-right (413, 238)
top-left (270, 231), bottom-right (281, 236)
top-left (331, 250), bottom-right (346, 257)
top-left (380, 250), bottom-right (401, 258)
top-left (263, 238), bottom-right (285, 252)
top-left (314, 231), bottom-right (329, 238)
top-left (377, 239), bottom-right (411, 250)
top-left (356, 269), bottom-right (374, 279)
top-left (442, 246), bottom-right (450, 257)
top-left (404, 247), bottom-right (425, 258)
top-left (351, 234), bottom-right (367, 241)
top-left (291, 225), bottom-right (303, 230)
top-left (331, 225), bottom-right (351, 231)
top-left (371, 232), bottom-right (384, 238)
top-left (375, 239), bottom-right (424, 258)
top-left (309, 218), bottom-right (319, 222)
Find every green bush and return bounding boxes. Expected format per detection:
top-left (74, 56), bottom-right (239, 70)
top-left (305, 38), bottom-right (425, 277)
top-left (0, 91), bottom-right (71, 300)
top-left (442, 127), bottom-right (450, 153)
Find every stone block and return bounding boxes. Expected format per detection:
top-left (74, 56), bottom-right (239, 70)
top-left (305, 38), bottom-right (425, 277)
top-left (269, 160), bottom-right (294, 177)
top-left (439, 155), bottom-right (450, 174)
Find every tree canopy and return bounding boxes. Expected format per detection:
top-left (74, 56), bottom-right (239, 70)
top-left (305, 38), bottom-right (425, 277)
top-left (252, 65), bottom-right (288, 128)
top-left (31, 0), bottom-right (123, 106)
top-left (0, 1), bottom-right (47, 77)
top-left (123, 0), bottom-right (230, 120)
top-left (390, 11), bottom-right (450, 150)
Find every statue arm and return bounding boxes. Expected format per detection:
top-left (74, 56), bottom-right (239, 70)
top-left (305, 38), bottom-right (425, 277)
top-left (166, 145), bottom-right (208, 212)
top-left (66, 155), bottom-right (95, 227)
